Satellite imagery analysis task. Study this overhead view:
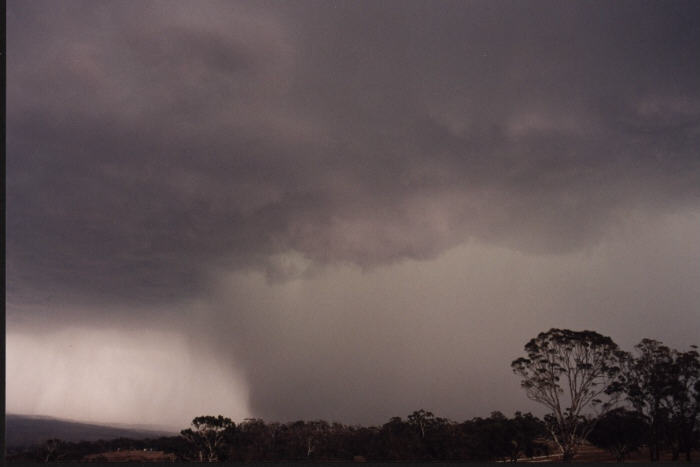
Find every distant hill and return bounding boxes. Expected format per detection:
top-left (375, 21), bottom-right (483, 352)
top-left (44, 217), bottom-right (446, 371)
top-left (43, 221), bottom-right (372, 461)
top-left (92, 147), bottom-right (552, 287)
top-left (5, 414), bottom-right (177, 448)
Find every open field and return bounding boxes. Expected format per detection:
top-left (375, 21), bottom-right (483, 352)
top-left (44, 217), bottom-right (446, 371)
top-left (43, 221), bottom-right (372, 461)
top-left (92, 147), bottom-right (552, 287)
top-left (83, 450), bottom-right (176, 462)
top-left (516, 442), bottom-right (700, 463)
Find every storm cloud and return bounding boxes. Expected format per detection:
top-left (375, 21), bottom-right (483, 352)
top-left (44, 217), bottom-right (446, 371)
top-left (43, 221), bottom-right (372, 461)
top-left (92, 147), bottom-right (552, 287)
top-left (7, 0), bottom-right (700, 427)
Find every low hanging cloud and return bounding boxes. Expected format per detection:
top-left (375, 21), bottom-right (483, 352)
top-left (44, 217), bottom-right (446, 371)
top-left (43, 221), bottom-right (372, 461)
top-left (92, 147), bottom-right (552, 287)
top-left (6, 0), bottom-right (700, 426)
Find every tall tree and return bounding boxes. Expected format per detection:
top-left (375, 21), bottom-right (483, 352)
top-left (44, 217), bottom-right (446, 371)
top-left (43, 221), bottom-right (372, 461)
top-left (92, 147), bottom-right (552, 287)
top-left (511, 328), bottom-right (625, 462)
top-left (407, 409), bottom-right (436, 439)
top-left (180, 415), bottom-right (235, 462)
top-left (667, 346), bottom-right (700, 461)
top-left (612, 339), bottom-right (675, 461)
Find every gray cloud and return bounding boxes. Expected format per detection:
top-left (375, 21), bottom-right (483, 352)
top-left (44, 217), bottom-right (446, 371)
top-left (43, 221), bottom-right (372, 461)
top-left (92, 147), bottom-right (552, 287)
top-left (6, 0), bottom-right (700, 425)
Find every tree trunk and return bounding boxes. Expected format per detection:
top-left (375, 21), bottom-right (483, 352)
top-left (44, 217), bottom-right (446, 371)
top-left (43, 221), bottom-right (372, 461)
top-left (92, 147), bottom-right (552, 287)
top-left (682, 429), bottom-right (693, 462)
top-left (561, 447), bottom-right (575, 463)
top-left (648, 442), bottom-right (661, 462)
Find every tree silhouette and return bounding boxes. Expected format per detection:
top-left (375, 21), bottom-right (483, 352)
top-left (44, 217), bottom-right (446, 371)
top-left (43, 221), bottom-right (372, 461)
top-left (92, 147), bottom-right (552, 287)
top-left (667, 346), bottom-right (700, 461)
top-left (588, 408), bottom-right (647, 462)
top-left (511, 328), bottom-right (625, 462)
top-left (613, 340), bottom-right (700, 461)
top-left (42, 438), bottom-right (66, 463)
top-left (180, 415), bottom-right (235, 462)
top-left (612, 339), bottom-right (674, 461)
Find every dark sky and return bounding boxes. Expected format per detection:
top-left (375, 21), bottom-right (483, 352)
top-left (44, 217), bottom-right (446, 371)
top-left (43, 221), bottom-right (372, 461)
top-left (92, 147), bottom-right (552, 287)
top-left (6, 0), bottom-right (700, 428)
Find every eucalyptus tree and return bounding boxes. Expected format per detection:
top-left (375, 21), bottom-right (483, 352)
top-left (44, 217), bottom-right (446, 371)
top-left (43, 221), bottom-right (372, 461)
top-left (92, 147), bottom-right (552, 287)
top-left (614, 340), bottom-right (700, 461)
top-left (613, 339), bottom-right (674, 461)
top-left (180, 415), bottom-right (235, 462)
top-left (43, 438), bottom-right (66, 463)
top-left (511, 328), bottom-right (625, 462)
top-left (668, 346), bottom-right (700, 461)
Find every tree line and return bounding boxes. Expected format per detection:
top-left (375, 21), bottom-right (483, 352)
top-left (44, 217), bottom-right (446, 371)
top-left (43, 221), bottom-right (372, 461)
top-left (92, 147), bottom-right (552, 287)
top-left (7, 411), bottom-right (550, 462)
top-left (6, 329), bottom-right (699, 463)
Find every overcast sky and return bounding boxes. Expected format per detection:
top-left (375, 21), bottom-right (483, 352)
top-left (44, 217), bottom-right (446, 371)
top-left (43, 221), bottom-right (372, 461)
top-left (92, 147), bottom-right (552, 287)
top-left (6, 0), bottom-right (700, 429)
